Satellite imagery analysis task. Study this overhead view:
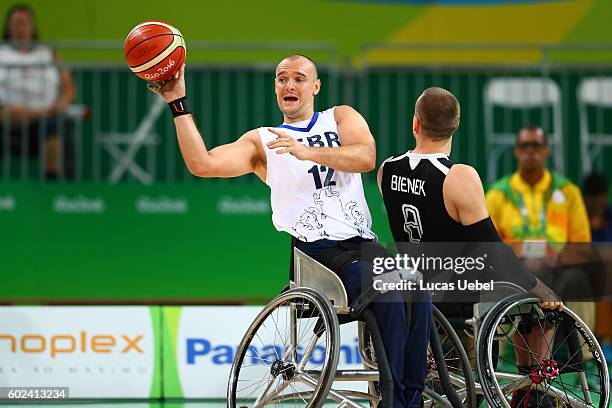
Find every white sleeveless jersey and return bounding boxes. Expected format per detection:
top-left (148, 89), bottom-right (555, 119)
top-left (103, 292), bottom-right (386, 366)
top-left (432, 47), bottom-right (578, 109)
top-left (0, 44), bottom-right (60, 110)
top-left (259, 107), bottom-right (376, 242)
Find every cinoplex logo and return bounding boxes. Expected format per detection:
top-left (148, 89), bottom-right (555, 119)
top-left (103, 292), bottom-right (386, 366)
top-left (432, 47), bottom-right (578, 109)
top-left (0, 308), bottom-right (155, 397)
top-left (0, 331), bottom-right (150, 378)
top-left (0, 331), bottom-right (143, 358)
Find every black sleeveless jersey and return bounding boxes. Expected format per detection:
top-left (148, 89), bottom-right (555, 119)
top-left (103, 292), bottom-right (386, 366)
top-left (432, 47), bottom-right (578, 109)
top-left (381, 151), bottom-right (536, 310)
top-left (381, 152), bottom-right (466, 243)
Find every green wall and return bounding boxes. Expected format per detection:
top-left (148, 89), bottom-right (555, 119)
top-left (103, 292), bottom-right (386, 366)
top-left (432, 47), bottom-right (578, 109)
top-left (0, 182), bottom-right (392, 303)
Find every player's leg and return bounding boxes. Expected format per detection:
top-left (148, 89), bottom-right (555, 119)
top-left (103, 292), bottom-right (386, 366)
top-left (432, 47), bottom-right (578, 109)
top-left (342, 259), bottom-right (430, 408)
top-left (402, 290), bottom-right (432, 408)
top-left (341, 259), bottom-right (409, 408)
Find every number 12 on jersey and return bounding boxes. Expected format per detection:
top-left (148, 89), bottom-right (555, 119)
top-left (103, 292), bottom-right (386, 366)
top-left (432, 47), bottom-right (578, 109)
top-left (308, 165), bottom-right (336, 189)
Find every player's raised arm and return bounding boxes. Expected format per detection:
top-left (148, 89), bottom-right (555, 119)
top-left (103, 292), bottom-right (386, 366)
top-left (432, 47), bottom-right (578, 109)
top-left (148, 65), bottom-right (262, 178)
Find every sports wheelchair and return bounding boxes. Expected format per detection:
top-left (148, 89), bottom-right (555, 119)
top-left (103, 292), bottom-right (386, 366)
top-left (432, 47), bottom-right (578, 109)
top-left (470, 293), bottom-right (609, 408)
top-left (436, 286), bottom-right (609, 408)
top-left (227, 248), bottom-right (474, 408)
top-left (227, 249), bottom-right (609, 408)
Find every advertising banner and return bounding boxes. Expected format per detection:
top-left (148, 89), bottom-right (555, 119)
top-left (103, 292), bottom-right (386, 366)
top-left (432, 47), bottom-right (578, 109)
top-left (163, 306), bottom-right (366, 399)
top-left (0, 307), bottom-right (160, 398)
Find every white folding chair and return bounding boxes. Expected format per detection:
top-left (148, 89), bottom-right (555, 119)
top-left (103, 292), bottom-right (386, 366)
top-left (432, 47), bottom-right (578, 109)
top-left (96, 97), bottom-right (164, 184)
top-left (578, 77), bottom-right (612, 176)
top-left (484, 77), bottom-right (564, 182)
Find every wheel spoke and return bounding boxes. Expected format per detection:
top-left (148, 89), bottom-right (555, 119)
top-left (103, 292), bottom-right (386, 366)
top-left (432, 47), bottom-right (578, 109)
top-left (255, 378), bottom-right (291, 408)
top-left (287, 380), bottom-right (309, 405)
top-left (238, 376), bottom-right (271, 395)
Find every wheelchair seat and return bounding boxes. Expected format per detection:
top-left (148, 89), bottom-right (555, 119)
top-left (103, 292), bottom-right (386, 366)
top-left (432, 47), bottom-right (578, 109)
top-left (291, 247), bottom-right (350, 314)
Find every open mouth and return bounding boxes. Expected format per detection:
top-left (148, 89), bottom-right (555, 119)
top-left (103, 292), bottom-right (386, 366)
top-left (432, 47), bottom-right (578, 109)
top-left (283, 96), bottom-right (298, 102)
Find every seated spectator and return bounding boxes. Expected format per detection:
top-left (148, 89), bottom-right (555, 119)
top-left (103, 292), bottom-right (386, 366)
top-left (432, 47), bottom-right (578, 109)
top-left (486, 125), bottom-right (595, 406)
top-left (0, 4), bottom-right (75, 178)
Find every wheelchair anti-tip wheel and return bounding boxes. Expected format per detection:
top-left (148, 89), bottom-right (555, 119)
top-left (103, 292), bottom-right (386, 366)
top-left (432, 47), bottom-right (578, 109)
top-left (476, 294), bottom-right (610, 408)
top-left (228, 288), bottom-right (340, 408)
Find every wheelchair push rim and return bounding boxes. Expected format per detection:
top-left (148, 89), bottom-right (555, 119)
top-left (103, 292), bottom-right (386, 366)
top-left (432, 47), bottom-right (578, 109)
top-left (477, 295), bottom-right (609, 408)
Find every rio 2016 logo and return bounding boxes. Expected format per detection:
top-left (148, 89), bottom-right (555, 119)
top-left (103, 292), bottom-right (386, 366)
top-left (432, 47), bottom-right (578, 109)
top-left (145, 59), bottom-right (175, 80)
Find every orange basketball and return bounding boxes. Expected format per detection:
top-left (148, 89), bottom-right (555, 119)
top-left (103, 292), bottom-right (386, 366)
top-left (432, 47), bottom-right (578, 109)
top-left (124, 20), bottom-right (186, 82)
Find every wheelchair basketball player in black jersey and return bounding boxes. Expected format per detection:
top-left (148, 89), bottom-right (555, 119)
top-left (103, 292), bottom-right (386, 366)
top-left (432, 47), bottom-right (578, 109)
top-left (377, 87), bottom-right (562, 309)
top-left (377, 87), bottom-right (563, 407)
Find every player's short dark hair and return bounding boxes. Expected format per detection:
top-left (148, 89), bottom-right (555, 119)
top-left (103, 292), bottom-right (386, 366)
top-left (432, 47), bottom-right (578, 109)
top-left (415, 87), bottom-right (460, 140)
top-left (280, 54), bottom-right (318, 79)
top-left (516, 125), bottom-right (548, 145)
top-left (582, 172), bottom-right (609, 196)
top-left (3, 4), bottom-right (38, 41)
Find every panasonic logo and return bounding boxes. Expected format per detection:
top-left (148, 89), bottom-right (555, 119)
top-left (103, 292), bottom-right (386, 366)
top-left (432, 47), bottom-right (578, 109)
top-left (186, 337), bottom-right (363, 365)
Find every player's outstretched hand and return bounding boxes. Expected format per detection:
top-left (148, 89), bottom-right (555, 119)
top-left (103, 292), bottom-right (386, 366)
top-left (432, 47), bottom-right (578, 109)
top-left (147, 63), bottom-right (186, 103)
top-left (531, 277), bottom-right (564, 311)
top-left (267, 127), bottom-right (311, 160)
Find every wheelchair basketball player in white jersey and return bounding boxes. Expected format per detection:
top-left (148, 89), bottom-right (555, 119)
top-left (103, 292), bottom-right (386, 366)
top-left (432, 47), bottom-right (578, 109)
top-left (148, 55), bottom-right (432, 408)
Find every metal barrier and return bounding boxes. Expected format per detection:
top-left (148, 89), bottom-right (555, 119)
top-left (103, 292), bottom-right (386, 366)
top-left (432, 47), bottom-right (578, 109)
top-left (2, 42), bottom-right (612, 185)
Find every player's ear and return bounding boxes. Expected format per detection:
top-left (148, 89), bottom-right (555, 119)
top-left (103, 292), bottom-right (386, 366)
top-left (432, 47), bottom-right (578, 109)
top-left (412, 115), bottom-right (419, 135)
top-left (313, 78), bottom-right (321, 96)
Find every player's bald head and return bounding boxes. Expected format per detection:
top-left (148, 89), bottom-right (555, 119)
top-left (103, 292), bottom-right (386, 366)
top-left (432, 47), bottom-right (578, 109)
top-left (276, 54), bottom-right (318, 79)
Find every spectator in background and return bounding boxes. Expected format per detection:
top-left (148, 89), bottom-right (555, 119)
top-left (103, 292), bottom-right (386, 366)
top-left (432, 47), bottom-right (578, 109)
top-left (0, 4), bottom-right (75, 178)
top-left (486, 125), bottom-right (592, 298)
top-left (582, 172), bottom-right (612, 361)
top-left (486, 126), bottom-right (591, 246)
top-left (486, 125), bottom-right (595, 405)
top-left (583, 172), bottom-right (612, 242)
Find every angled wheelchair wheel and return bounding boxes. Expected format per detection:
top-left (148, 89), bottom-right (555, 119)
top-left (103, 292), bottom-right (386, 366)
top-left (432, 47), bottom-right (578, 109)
top-left (360, 305), bottom-right (476, 408)
top-left (358, 320), bottom-right (384, 408)
top-left (227, 288), bottom-right (340, 408)
top-left (476, 294), bottom-right (610, 408)
top-left (424, 305), bottom-right (477, 408)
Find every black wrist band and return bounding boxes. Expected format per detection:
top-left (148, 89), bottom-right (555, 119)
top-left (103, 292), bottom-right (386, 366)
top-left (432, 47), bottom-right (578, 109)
top-left (168, 96), bottom-right (192, 118)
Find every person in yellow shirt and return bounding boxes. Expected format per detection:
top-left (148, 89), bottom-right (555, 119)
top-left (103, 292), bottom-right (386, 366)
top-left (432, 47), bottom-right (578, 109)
top-left (486, 125), bottom-right (595, 407)
top-left (486, 125), bottom-right (591, 247)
